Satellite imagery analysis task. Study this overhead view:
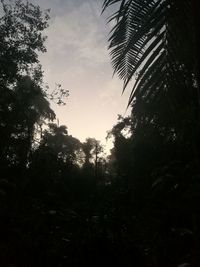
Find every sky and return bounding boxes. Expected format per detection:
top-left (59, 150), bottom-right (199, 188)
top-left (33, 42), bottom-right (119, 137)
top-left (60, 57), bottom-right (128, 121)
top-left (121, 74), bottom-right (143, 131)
top-left (32, 0), bottom-right (131, 149)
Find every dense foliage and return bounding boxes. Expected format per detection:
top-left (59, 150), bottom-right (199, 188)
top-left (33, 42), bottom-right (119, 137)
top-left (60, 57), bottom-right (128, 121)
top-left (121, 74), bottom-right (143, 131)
top-left (103, 0), bottom-right (200, 266)
top-left (1, 0), bottom-right (200, 266)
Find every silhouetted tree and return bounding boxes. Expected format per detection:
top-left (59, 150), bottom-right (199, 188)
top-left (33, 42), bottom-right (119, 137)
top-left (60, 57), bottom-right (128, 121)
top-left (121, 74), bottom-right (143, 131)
top-left (103, 1), bottom-right (200, 266)
top-left (0, 0), bottom-right (52, 168)
top-left (103, 0), bottom-right (200, 159)
top-left (0, 0), bottom-right (49, 83)
top-left (82, 138), bottom-right (104, 180)
top-left (1, 76), bottom-right (55, 168)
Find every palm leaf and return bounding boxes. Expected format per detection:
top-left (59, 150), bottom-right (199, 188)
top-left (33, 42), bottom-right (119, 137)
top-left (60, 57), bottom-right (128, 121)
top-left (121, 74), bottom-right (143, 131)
top-left (103, 0), bottom-right (195, 108)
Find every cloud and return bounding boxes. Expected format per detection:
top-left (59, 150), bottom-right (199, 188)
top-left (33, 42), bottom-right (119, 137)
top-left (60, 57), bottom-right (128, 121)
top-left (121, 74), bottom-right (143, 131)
top-left (42, 0), bottom-right (108, 65)
top-left (37, 0), bottom-right (112, 95)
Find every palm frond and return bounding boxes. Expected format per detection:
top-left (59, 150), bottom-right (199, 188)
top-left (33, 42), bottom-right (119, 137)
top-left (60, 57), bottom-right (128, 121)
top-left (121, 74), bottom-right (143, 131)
top-left (103, 0), bottom-right (196, 110)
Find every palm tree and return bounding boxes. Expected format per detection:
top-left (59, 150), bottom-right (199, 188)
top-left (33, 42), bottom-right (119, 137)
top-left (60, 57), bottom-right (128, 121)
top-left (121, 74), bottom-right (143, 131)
top-left (103, 0), bottom-right (200, 155)
top-left (103, 2), bottom-right (200, 265)
top-left (103, 0), bottom-right (200, 107)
